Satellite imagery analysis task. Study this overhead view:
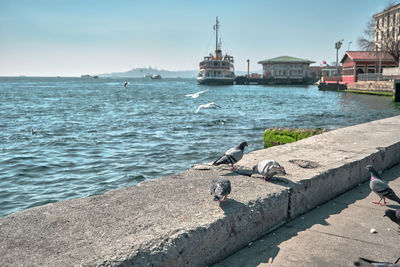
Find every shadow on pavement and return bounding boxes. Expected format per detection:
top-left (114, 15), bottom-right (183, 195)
top-left (218, 198), bottom-right (247, 215)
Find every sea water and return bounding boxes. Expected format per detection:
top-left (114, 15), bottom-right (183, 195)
top-left (1, 77), bottom-right (399, 217)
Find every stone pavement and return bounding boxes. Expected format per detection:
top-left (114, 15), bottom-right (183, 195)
top-left (214, 164), bottom-right (400, 267)
top-left (2, 116), bottom-right (400, 266)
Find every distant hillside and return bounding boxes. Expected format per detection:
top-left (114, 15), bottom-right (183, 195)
top-left (100, 67), bottom-right (251, 78)
top-left (100, 67), bottom-right (198, 78)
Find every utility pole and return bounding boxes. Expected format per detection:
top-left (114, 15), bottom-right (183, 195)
top-left (247, 59), bottom-right (250, 78)
top-left (335, 39), bottom-right (344, 75)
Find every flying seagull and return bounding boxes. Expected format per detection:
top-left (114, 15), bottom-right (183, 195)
top-left (210, 179), bottom-right (231, 202)
top-left (366, 165), bottom-right (400, 206)
top-left (195, 102), bottom-right (221, 113)
top-left (186, 89), bottom-right (209, 98)
top-left (384, 209), bottom-right (400, 233)
top-left (213, 141), bottom-right (248, 170)
top-left (124, 81), bottom-right (128, 88)
top-left (252, 159), bottom-right (286, 181)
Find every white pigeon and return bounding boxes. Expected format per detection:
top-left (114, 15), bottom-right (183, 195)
top-left (252, 160), bottom-right (286, 181)
top-left (195, 102), bottom-right (221, 113)
top-left (186, 89), bottom-right (208, 98)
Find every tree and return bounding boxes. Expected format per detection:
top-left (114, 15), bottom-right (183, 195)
top-left (357, 17), bottom-right (375, 51)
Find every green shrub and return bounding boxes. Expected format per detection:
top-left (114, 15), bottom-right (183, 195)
top-left (263, 128), bottom-right (325, 148)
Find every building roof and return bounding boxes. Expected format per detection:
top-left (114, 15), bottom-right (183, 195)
top-left (373, 3), bottom-right (400, 18)
top-left (340, 51), bottom-right (396, 63)
top-left (258, 56), bottom-right (315, 64)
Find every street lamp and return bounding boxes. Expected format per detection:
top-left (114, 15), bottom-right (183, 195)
top-left (335, 39), bottom-right (344, 75)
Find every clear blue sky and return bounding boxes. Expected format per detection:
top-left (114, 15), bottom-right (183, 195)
top-left (0, 0), bottom-right (394, 76)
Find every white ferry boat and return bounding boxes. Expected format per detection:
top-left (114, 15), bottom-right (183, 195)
top-left (197, 17), bottom-right (235, 85)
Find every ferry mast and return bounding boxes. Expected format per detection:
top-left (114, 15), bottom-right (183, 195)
top-left (215, 16), bottom-right (219, 53)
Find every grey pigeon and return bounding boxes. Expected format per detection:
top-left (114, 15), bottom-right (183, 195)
top-left (354, 257), bottom-right (400, 266)
top-left (384, 209), bottom-right (400, 233)
top-left (252, 159), bottom-right (286, 181)
top-left (210, 179), bottom-right (231, 202)
top-left (213, 142), bottom-right (248, 169)
top-left (366, 165), bottom-right (400, 206)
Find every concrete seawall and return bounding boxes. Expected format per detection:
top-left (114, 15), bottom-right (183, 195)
top-left (1, 116), bottom-right (400, 266)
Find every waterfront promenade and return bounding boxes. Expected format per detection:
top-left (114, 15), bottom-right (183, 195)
top-left (215, 164), bottom-right (400, 266)
top-left (1, 116), bottom-right (400, 266)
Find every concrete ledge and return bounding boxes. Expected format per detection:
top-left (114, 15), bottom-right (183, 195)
top-left (1, 116), bottom-right (400, 266)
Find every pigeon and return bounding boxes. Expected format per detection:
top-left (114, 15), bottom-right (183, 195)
top-left (384, 209), bottom-right (400, 233)
top-left (124, 81), bottom-right (128, 88)
top-left (186, 89), bottom-right (208, 98)
top-left (195, 102), bottom-right (221, 113)
top-left (213, 141), bottom-right (248, 169)
top-left (252, 159), bottom-right (286, 181)
top-left (354, 257), bottom-right (400, 266)
top-left (366, 165), bottom-right (400, 206)
top-left (210, 179), bottom-right (231, 202)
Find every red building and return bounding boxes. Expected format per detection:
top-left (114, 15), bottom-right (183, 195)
top-left (341, 51), bottom-right (397, 84)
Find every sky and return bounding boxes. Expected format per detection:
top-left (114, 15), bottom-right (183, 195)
top-left (0, 0), bottom-right (395, 76)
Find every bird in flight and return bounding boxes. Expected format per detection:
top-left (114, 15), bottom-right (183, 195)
top-left (195, 102), bottom-right (221, 113)
top-left (186, 89), bottom-right (209, 98)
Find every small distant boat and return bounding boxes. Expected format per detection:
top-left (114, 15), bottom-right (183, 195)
top-left (144, 74), bottom-right (152, 78)
top-left (151, 74), bottom-right (162, 79)
top-left (81, 74), bottom-right (99, 79)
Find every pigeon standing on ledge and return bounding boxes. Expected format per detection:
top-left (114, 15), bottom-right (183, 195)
top-left (210, 179), bottom-right (231, 202)
top-left (384, 209), bottom-right (400, 233)
top-left (213, 142), bottom-right (248, 170)
top-left (252, 159), bottom-right (286, 181)
top-left (366, 165), bottom-right (400, 206)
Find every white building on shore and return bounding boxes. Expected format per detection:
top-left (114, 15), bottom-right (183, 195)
top-left (258, 56), bottom-right (315, 81)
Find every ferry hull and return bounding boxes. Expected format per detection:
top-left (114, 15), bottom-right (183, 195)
top-left (197, 77), bottom-right (235, 85)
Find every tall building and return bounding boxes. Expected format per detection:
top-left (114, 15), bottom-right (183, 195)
top-left (374, 3), bottom-right (400, 51)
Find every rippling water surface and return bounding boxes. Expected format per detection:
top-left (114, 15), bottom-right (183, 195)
top-left (1, 77), bottom-right (400, 217)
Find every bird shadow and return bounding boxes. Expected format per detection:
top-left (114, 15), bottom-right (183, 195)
top-left (218, 199), bottom-right (247, 216)
top-left (213, 180), bottom-right (374, 267)
top-left (266, 176), bottom-right (297, 187)
top-left (220, 168), bottom-right (252, 177)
